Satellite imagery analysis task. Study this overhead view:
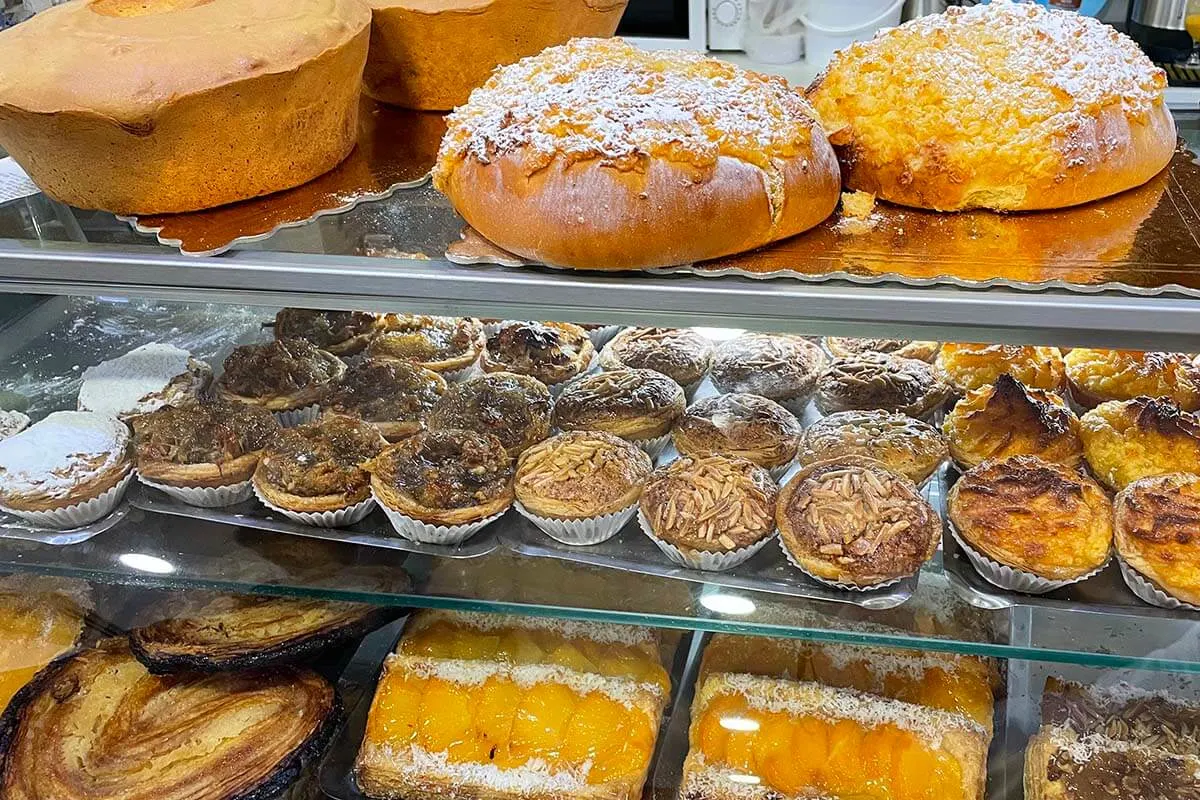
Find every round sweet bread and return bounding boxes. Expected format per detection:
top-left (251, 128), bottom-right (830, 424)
top-left (808, 1), bottom-right (1175, 212)
top-left (435, 38), bottom-right (841, 269)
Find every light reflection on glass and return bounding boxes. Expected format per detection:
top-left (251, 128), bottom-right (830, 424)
top-left (118, 553), bottom-right (175, 574)
top-left (691, 327), bottom-right (745, 342)
top-left (726, 773), bottom-right (762, 785)
top-left (719, 715), bottom-right (761, 732)
top-left (700, 591), bottom-right (756, 616)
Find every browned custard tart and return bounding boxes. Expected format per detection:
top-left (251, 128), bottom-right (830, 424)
top-left (427, 372), bottom-right (552, 457)
top-left (323, 359), bottom-right (447, 442)
top-left (482, 321), bottom-right (595, 387)
top-left (368, 314), bottom-right (485, 375)
top-left (672, 392), bottom-right (802, 473)
top-left (217, 338), bottom-right (346, 416)
top-left (554, 368), bottom-right (685, 453)
top-left (1114, 473), bottom-right (1200, 608)
top-left (273, 308), bottom-right (383, 356)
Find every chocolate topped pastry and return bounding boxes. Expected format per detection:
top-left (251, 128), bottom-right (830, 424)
top-left (427, 372), bottom-right (552, 457)
top-left (1081, 397), bottom-right (1200, 491)
top-left (710, 333), bottom-right (827, 411)
top-left (274, 308), bottom-right (383, 356)
top-left (134, 400), bottom-right (279, 489)
top-left (218, 339), bottom-right (346, 413)
top-left (599, 327), bottom-right (713, 392)
top-left (481, 321), bottom-right (594, 387)
top-left (798, 409), bottom-right (947, 485)
top-left (823, 337), bottom-right (940, 363)
top-left (815, 353), bottom-right (949, 418)
top-left (1066, 348), bottom-right (1200, 411)
top-left (936, 343), bottom-right (1065, 395)
top-left (553, 368), bottom-right (685, 451)
top-left (368, 315), bottom-right (485, 375)
top-left (323, 359), bottom-right (447, 442)
top-left (252, 414), bottom-right (386, 513)
top-left (1115, 473), bottom-right (1200, 607)
top-left (672, 393), bottom-right (801, 472)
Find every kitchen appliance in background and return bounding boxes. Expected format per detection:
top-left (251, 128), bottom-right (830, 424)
top-left (708, 0), bottom-right (748, 49)
top-left (616, 0), bottom-right (709, 48)
top-left (1127, 0), bottom-right (1200, 83)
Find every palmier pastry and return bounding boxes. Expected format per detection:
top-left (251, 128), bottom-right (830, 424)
top-left (323, 359), bottom-right (447, 442)
top-left (426, 372), bottom-right (552, 457)
top-left (553, 368), bottom-right (686, 450)
top-left (823, 336), bottom-right (940, 363)
top-left (599, 327), bottom-right (713, 393)
top-left (434, 38), bottom-right (840, 269)
top-left (481, 321), bottom-right (594, 387)
top-left (368, 315), bottom-right (485, 375)
top-left (133, 400), bottom-right (279, 488)
top-left (1115, 473), bottom-right (1200, 607)
top-left (710, 333), bottom-right (828, 410)
top-left (944, 374), bottom-right (1084, 470)
top-left (815, 353), bottom-right (949, 418)
top-left (0, 575), bottom-right (89, 714)
top-left (936, 343), bottom-right (1065, 395)
top-left (0, 409), bottom-right (30, 442)
top-left (808, 2), bottom-right (1174, 211)
top-left (217, 338), bottom-right (346, 414)
top-left (368, 429), bottom-right (514, 526)
top-left (1080, 397), bottom-right (1200, 491)
top-left (1065, 348), bottom-right (1200, 411)
top-left (252, 414), bottom-right (386, 514)
top-left (515, 431), bottom-right (652, 519)
top-left (273, 308), bottom-right (384, 356)
top-left (77, 342), bottom-right (211, 420)
top-left (778, 456), bottom-right (940, 587)
top-left (672, 393), bottom-right (801, 472)
top-left (798, 409), bottom-right (947, 485)
top-left (948, 455), bottom-right (1112, 581)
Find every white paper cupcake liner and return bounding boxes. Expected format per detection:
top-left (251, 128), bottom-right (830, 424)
top-left (273, 404), bottom-right (319, 428)
top-left (138, 475), bottom-right (253, 508)
top-left (252, 484), bottom-right (375, 527)
top-left (680, 376), bottom-right (706, 402)
top-left (514, 501), bottom-right (636, 546)
top-left (777, 537), bottom-right (905, 592)
top-left (1, 469), bottom-right (134, 529)
top-left (586, 325), bottom-right (623, 350)
top-left (632, 433), bottom-right (672, 461)
top-left (637, 509), bottom-right (771, 571)
top-left (1117, 557), bottom-right (1200, 611)
top-left (375, 493), bottom-right (508, 544)
top-left (441, 359), bottom-right (482, 383)
top-left (768, 460), bottom-right (794, 482)
top-left (948, 522), bottom-right (1108, 594)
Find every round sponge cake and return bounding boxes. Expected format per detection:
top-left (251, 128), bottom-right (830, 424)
top-left (808, 1), bottom-right (1175, 212)
top-left (434, 38), bottom-right (841, 270)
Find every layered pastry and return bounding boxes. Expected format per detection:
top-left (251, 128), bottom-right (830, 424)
top-left (77, 342), bottom-right (211, 420)
top-left (672, 393), bottom-right (802, 473)
top-left (710, 333), bottom-right (828, 411)
top-left (682, 674), bottom-right (987, 800)
top-left (273, 308), bottom-right (384, 356)
top-left (323, 359), bottom-right (447, 442)
top-left (944, 374), bottom-right (1084, 470)
top-left (948, 455), bottom-right (1112, 582)
top-left (368, 315), bottom-right (486, 376)
top-left (777, 456), bottom-right (940, 587)
top-left (0, 575), bottom-right (89, 716)
top-left (598, 327), bottom-right (713, 393)
top-left (936, 344), bottom-right (1066, 395)
top-left (553, 369), bottom-right (685, 453)
top-left (808, 2), bottom-right (1174, 211)
top-left (0, 0), bottom-right (371, 215)
top-left (515, 431), bottom-right (652, 519)
top-left (1080, 397), bottom-right (1200, 491)
top-left (0, 410), bottom-right (30, 442)
top-left (1065, 348), bottom-right (1200, 411)
top-left (1114, 473), bottom-right (1200, 607)
top-left (481, 321), bottom-right (595, 387)
top-left (815, 353), bottom-right (950, 418)
top-left (797, 409), bottom-right (947, 485)
top-left (133, 399), bottom-right (278, 488)
top-left (0, 639), bottom-right (338, 800)
top-left (427, 372), bottom-right (552, 457)
top-left (217, 338), bottom-right (346, 419)
top-left (824, 336), bottom-right (941, 363)
top-left (434, 38), bottom-right (840, 270)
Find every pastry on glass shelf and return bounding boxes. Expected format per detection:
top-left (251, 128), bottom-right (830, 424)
top-left (816, 352), bottom-right (950, 419)
top-left (672, 393), bottom-right (801, 476)
top-left (598, 327), bottom-right (713, 397)
top-left (369, 315), bottom-right (486, 378)
top-left (1114, 473), bottom-right (1200, 608)
top-left (1080, 397), bottom-right (1200, 491)
top-left (1065, 348), bottom-right (1200, 411)
top-left (710, 333), bottom-right (827, 414)
top-left (553, 368), bottom-right (684, 457)
top-left (797, 409), bottom-right (947, 485)
top-left (0, 575), bottom-right (89, 715)
top-left (217, 338), bottom-right (346, 425)
top-left (427, 372), bottom-right (552, 457)
top-left (324, 359), bottom-right (447, 442)
top-left (77, 342), bottom-right (211, 420)
top-left (273, 308), bottom-right (384, 356)
top-left (936, 343), bottom-right (1065, 395)
top-left (482, 321), bottom-right (594, 388)
top-left (823, 336), bottom-right (941, 363)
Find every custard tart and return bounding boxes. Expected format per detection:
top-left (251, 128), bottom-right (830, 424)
top-left (0, 575), bottom-right (89, 718)
top-left (217, 338), bottom-right (346, 421)
top-left (824, 336), bottom-right (941, 363)
top-left (1114, 473), bottom-right (1200, 608)
top-left (798, 409), bottom-right (947, 484)
top-left (672, 393), bottom-right (801, 474)
top-left (273, 308), bottom-right (384, 356)
top-left (1065, 348), bottom-right (1200, 411)
top-left (427, 372), bottom-right (552, 457)
top-left (816, 353), bottom-right (949, 418)
top-left (323, 359), bottom-right (447, 442)
top-left (1080, 397), bottom-right (1200, 491)
top-left (936, 343), bottom-right (1065, 395)
top-left (554, 368), bottom-right (685, 454)
top-left (482, 321), bottom-right (595, 387)
top-left (77, 342), bottom-right (211, 420)
top-left (710, 333), bottom-right (827, 411)
top-left (599, 327), bottom-right (713, 393)
top-left (369, 314), bottom-right (485, 375)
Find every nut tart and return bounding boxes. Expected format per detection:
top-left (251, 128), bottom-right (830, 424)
top-left (553, 369), bottom-right (685, 451)
top-left (815, 353), bottom-right (950, 419)
top-left (132, 400), bottom-right (279, 488)
top-left (253, 414), bottom-right (387, 514)
top-left (0, 639), bottom-right (339, 800)
top-left (355, 654), bottom-right (667, 800)
top-left (370, 315), bottom-right (486, 375)
top-left (948, 455), bottom-right (1112, 582)
top-left (515, 430), bottom-right (652, 525)
top-left (797, 409), bottom-right (947, 485)
top-left (598, 327), bottom-right (713, 392)
top-left (1114, 473), bottom-right (1200, 607)
top-left (324, 359), bottom-right (448, 442)
top-left (273, 308), bottom-right (384, 356)
top-left (944, 374), bottom-right (1084, 470)
top-left (824, 336), bottom-right (941, 363)
top-left (77, 342), bottom-right (211, 420)
top-left (682, 673), bottom-right (987, 800)
top-left (218, 338), bottom-right (347, 415)
top-left (1080, 397), bottom-right (1200, 491)
top-left (427, 372), bottom-right (552, 457)
top-left (1065, 348), bottom-right (1200, 411)
top-left (777, 457), bottom-right (941, 587)
top-left (0, 409), bottom-right (30, 442)
top-left (1040, 676), bottom-right (1200, 754)
top-left (936, 344), bottom-right (1066, 395)
top-left (368, 429), bottom-right (514, 526)
top-left (0, 575), bottom-right (89, 720)
top-left (710, 333), bottom-right (827, 411)
top-left (482, 321), bottom-right (595, 388)
top-left (672, 393), bottom-right (802, 473)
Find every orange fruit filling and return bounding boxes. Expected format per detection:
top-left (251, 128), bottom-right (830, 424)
top-left (0, 597), bottom-right (82, 709)
top-left (695, 693), bottom-right (968, 800)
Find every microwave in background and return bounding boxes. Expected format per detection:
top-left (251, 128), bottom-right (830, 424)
top-left (617, 0), bottom-right (749, 51)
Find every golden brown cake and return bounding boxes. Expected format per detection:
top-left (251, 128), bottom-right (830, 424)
top-left (944, 374), bottom-right (1084, 470)
top-left (553, 369), bottom-right (686, 448)
top-left (133, 400), bottom-right (280, 488)
top-left (937, 343), bottom-right (1066, 395)
top-left (427, 372), bottom-right (552, 457)
top-left (815, 353), bottom-right (950, 418)
top-left (797, 409), bottom-right (948, 485)
top-left (0, 575), bottom-right (89, 715)
top-left (672, 393), bottom-right (802, 472)
top-left (1080, 397), bottom-right (1200, 491)
top-left (482, 322), bottom-right (595, 387)
top-left (1114, 473), bottom-right (1200, 607)
top-left (274, 308), bottom-right (384, 356)
top-left (808, 1), bottom-right (1174, 212)
top-left (710, 333), bottom-right (828, 409)
top-left (323, 359), bottom-right (447, 442)
top-left (0, 0), bottom-right (370, 214)
top-left (434, 38), bottom-right (841, 270)
top-left (948, 455), bottom-right (1112, 581)
top-left (369, 315), bottom-right (486, 375)
top-left (823, 336), bottom-right (941, 363)
top-left (1065, 348), bottom-right (1200, 411)
top-left (598, 327), bottom-right (713, 390)
top-left (218, 339), bottom-right (346, 414)
top-left (515, 431), bottom-right (652, 520)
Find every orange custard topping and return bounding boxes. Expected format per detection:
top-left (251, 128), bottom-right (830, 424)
top-left (0, 591), bottom-right (85, 710)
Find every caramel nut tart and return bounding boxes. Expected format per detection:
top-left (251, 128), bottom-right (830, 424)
top-left (672, 393), bottom-right (802, 472)
top-left (0, 409), bottom-right (30, 442)
top-left (427, 371), bottom-right (552, 457)
top-left (1080, 397), bottom-right (1200, 491)
top-left (481, 321), bottom-right (595, 387)
top-left (823, 336), bottom-right (941, 363)
top-left (948, 455), bottom-right (1112, 582)
top-left (323, 359), bottom-right (447, 442)
top-left (777, 456), bottom-right (940, 587)
top-left (1114, 473), bottom-right (1200, 607)
top-left (944, 374), bottom-right (1084, 470)
top-left (710, 333), bottom-right (828, 410)
top-left (133, 400), bottom-right (279, 489)
top-left (599, 327), bottom-right (713, 391)
top-left (217, 338), bottom-right (346, 414)
top-left (77, 342), bottom-right (211, 420)
top-left (798, 409), bottom-right (948, 485)
top-left (1065, 348), bottom-right (1200, 411)
top-left (815, 353), bottom-right (950, 419)
top-left (553, 368), bottom-right (686, 448)
top-left (515, 430), bottom-right (653, 519)
top-left (368, 314), bottom-right (485, 375)
top-left (936, 343), bottom-right (1066, 395)
top-left (367, 428), bottom-right (514, 526)
top-left (273, 308), bottom-right (384, 356)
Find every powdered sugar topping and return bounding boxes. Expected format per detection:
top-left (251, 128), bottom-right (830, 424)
top-left (78, 342), bottom-right (209, 419)
top-left (0, 411), bottom-right (130, 501)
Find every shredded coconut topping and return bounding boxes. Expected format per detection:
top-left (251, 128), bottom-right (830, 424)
top-left (363, 742), bottom-right (590, 792)
top-left (0, 411), bottom-right (130, 501)
top-left (408, 610), bottom-right (657, 648)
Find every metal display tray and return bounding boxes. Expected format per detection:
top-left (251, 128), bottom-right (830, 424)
top-left (0, 501), bottom-right (133, 546)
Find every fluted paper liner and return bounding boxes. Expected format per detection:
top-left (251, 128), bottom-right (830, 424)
top-left (777, 537), bottom-right (905, 592)
top-left (638, 508), bottom-right (771, 571)
top-left (252, 484), bottom-right (375, 528)
top-left (514, 501), bottom-right (635, 546)
top-left (633, 433), bottom-right (672, 461)
top-left (441, 359), bottom-right (483, 384)
top-left (1, 469), bottom-right (133, 529)
top-left (375, 493), bottom-right (507, 544)
top-left (1118, 556), bottom-right (1200, 612)
top-left (586, 325), bottom-right (623, 350)
top-left (138, 475), bottom-right (253, 508)
top-left (949, 521), bottom-right (1108, 594)
top-left (273, 404), bottom-right (320, 428)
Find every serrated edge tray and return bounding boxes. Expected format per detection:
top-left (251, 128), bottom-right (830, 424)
top-left (0, 501), bottom-right (132, 546)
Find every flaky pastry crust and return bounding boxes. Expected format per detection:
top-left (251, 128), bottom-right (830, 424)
top-left (945, 374), bottom-right (1083, 470)
top-left (1114, 473), bottom-right (1200, 606)
top-left (133, 400), bottom-right (279, 488)
top-left (218, 338), bottom-right (346, 412)
top-left (797, 409), bottom-right (947, 484)
top-left (936, 343), bottom-right (1066, 395)
top-left (554, 368), bottom-right (685, 442)
top-left (482, 321), bottom-right (594, 386)
top-left (368, 315), bottom-right (485, 373)
top-left (672, 392), bottom-right (801, 469)
top-left (1065, 348), bottom-right (1200, 411)
top-left (515, 431), bottom-right (652, 519)
top-left (252, 414), bottom-right (386, 512)
top-left (1080, 397), bottom-right (1200, 491)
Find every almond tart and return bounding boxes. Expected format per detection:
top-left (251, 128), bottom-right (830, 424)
top-left (217, 338), bottom-right (346, 424)
top-left (427, 371), bottom-right (552, 457)
top-left (598, 327), bottom-right (713, 396)
top-left (710, 333), bottom-right (827, 413)
top-left (482, 321), bottom-right (595, 388)
top-left (273, 308), bottom-right (384, 356)
top-left (1114, 473), bottom-right (1200, 609)
top-left (323, 359), bottom-right (448, 442)
top-left (369, 315), bottom-right (486, 377)
top-left (1080, 397), bottom-right (1200, 491)
top-left (815, 352), bottom-right (949, 418)
top-left (824, 336), bottom-right (941, 363)
top-left (553, 368), bottom-right (685, 456)
top-left (672, 392), bottom-right (801, 475)
top-left (798, 409), bottom-right (947, 485)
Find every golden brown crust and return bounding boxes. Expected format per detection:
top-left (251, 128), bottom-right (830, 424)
top-left (274, 308), bottom-right (384, 356)
top-left (1080, 397), bottom-right (1200, 491)
top-left (936, 344), bottom-right (1066, 395)
top-left (133, 400), bottom-right (280, 487)
top-left (710, 334), bottom-right (828, 403)
top-left (797, 409), bottom-right (947, 485)
top-left (672, 393), bottom-right (801, 470)
top-left (323, 359), bottom-right (447, 443)
top-left (369, 315), bottom-right (485, 374)
top-left (598, 327), bottom-right (713, 388)
top-left (218, 339), bottom-right (346, 412)
top-left (948, 455), bottom-right (1112, 580)
top-left (1114, 473), bottom-right (1200, 606)
top-left (515, 431), bottom-right (652, 519)
top-left (252, 414), bottom-right (386, 512)
top-left (553, 369), bottom-right (685, 442)
top-left (427, 372), bottom-right (552, 457)
top-left (482, 322), bottom-right (594, 387)
top-left (815, 353), bottom-right (950, 418)
top-left (1024, 725), bottom-right (1200, 800)
top-left (823, 336), bottom-right (941, 363)
top-left (1065, 349), bottom-right (1200, 411)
